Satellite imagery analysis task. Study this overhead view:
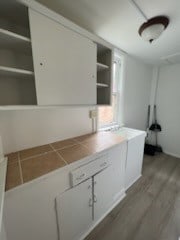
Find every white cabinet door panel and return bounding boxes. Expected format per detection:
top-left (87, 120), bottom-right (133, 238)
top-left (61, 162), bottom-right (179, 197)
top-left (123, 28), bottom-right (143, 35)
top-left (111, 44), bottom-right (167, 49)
top-left (125, 135), bottom-right (145, 189)
top-left (56, 179), bottom-right (92, 240)
top-left (29, 9), bottom-right (96, 105)
top-left (94, 144), bottom-right (127, 221)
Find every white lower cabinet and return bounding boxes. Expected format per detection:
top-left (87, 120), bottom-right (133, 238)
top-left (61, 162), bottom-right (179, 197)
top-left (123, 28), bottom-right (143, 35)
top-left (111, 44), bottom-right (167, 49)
top-left (56, 179), bottom-right (93, 240)
top-left (93, 166), bottom-right (122, 221)
top-left (4, 144), bottom-right (127, 240)
top-left (56, 144), bottom-right (127, 240)
top-left (93, 144), bottom-right (126, 221)
top-left (125, 134), bottom-right (145, 189)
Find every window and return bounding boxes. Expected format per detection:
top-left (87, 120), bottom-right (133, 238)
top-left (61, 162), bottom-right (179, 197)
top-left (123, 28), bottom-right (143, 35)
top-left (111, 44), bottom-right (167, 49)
top-left (98, 58), bottom-right (121, 128)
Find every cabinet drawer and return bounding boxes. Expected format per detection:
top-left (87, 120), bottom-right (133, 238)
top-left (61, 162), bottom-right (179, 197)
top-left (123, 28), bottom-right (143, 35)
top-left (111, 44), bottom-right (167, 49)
top-left (70, 154), bottom-right (109, 187)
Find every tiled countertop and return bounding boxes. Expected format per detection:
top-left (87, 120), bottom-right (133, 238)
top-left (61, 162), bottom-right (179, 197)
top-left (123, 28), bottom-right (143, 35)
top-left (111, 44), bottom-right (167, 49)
top-left (6, 132), bottom-right (125, 191)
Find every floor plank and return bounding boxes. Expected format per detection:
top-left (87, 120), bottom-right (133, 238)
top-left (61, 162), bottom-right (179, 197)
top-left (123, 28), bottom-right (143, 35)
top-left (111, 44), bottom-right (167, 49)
top-left (85, 154), bottom-right (180, 240)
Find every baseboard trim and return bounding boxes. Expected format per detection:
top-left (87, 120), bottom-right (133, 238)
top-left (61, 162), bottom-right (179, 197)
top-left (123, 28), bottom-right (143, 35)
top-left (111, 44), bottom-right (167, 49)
top-left (163, 151), bottom-right (180, 159)
top-left (125, 174), bottom-right (142, 191)
top-left (79, 190), bottom-right (126, 240)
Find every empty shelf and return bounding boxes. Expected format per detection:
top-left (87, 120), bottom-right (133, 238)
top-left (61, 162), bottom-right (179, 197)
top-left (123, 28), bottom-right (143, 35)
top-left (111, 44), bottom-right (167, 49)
top-left (0, 66), bottom-right (34, 78)
top-left (0, 28), bottom-right (31, 53)
top-left (97, 83), bottom-right (109, 88)
top-left (97, 62), bottom-right (109, 71)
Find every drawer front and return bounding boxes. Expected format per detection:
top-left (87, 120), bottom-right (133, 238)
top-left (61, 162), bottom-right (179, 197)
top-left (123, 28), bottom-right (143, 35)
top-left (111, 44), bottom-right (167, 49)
top-left (70, 154), bottom-right (109, 187)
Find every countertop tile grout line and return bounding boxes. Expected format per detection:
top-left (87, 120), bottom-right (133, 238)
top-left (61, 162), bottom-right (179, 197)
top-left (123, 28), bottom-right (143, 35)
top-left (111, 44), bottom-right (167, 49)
top-left (74, 138), bottom-right (97, 153)
top-left (7, 135), bottom-right (117, 165)
top-left (52, 143), bottom-right (79, 151)
top-left (20, 150), bottom-right (55, 162)
top-left (49, 144), bottom-right (68, 165)
top-left (18, 152), bottom-right (23, 184)
top-left (18, 143), bottom-right (80, 163)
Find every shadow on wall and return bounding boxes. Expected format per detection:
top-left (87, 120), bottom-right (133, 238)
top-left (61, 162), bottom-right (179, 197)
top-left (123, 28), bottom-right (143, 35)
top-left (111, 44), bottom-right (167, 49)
top-left (0, 107), bottom-right (95, 154)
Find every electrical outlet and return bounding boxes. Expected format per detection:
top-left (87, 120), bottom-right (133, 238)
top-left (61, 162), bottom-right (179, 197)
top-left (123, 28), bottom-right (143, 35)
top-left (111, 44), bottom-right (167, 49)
top-left (89, 110), bottom-right (97, 119)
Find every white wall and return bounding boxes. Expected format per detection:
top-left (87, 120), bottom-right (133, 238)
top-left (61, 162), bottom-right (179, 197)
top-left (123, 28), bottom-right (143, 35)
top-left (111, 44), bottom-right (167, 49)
top-left (0, 55), bottom-right (153, 154)
top-left (155, 63), bottom-right (180, 158)
top-left (122, 55), bottom-right (153, 130)
top-left (0, 107), bottom-right (95, 154)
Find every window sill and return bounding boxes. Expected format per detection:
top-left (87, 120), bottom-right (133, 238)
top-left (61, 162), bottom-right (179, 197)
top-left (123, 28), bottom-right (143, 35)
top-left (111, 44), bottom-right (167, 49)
top-left (99, 123), bottom-right (124, 132)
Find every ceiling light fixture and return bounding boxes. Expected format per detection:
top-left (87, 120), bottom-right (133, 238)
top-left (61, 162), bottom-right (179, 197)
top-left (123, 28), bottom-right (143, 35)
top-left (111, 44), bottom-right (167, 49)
top-left (130, 0), bottom-right (169, 43)
top-left (138, 16), bottom-right (169, 43)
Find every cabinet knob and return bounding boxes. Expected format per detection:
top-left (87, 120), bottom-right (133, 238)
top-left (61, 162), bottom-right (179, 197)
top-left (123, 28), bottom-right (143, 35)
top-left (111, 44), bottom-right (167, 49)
top-left (100, 162), bottom-right (107, 168)
top-left (76, 173), bottom-right (85, 181)
top-left (89, 198), bottom-right (93, 207)
top-left (40, 63), bottom-right (43, 66)
top-left (93, 194), bottom-right (97, 203)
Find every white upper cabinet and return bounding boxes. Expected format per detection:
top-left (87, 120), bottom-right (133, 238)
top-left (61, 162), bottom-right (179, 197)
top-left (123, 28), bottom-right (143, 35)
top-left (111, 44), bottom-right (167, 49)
top-left (29, 9), bottom-right (97, 105)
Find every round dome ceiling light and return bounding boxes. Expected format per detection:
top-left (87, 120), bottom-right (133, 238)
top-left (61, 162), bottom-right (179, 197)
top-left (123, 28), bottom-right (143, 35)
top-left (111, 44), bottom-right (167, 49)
top-left (138, 16), bottom-right (169, 43)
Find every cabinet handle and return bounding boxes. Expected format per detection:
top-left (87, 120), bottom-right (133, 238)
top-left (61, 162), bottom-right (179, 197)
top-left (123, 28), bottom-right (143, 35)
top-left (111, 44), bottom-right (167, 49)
top-left (100, 162), bottom-right (107, 168)
top-left (76, 173), bottom-right (85, 181)
top-left (93, 194), bottom-right (97, 203)
top-left (89, 198), bottom-right (93, 207)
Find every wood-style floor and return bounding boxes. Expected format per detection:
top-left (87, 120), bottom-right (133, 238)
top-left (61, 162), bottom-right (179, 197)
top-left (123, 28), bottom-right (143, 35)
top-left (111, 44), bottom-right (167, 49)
top-left (85, 154), bottom-right (180, 240)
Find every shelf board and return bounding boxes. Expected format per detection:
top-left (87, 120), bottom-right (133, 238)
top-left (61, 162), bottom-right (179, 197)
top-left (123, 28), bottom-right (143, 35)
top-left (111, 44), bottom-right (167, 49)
top-left (97, 62), bottom-right (109, 71)
top-left (97, 83), bottom-right (109, 88)
top-left (0, 28), bottom-right (31, 53)
top-left (0, 105), bottom-right (38, 110)
top-left (0, 66), bottom-right (34, 78)
top-left (0, 105), bottom-right (96, 111)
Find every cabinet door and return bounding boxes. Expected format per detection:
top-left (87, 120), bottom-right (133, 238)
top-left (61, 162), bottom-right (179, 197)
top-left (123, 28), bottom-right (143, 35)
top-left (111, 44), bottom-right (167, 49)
top-left (56, 179), bottom-right (92, 240)
top-left (125, 135), bottom-right (145, 189)
top-left (29, 9), bottom-right (97, 105)
top-left (94, 144), bottom-right (127, 220)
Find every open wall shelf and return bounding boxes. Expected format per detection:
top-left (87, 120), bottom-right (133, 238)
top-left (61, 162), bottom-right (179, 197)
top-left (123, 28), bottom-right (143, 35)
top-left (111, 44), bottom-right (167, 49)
top-left (96, 43), bottom-right (112, 105)
top-left (0, 66), bottom-right (34, 78)
top-left (97, 62), bottom-right (109, 71)
top-left (0, 28), bottom-right (31, 53)
top-left (96, 83), bottom-right (109, 88)
top-left (0, 0), bottom-right (37, 106)
top-left (0, 28), bottom-right (30, 43)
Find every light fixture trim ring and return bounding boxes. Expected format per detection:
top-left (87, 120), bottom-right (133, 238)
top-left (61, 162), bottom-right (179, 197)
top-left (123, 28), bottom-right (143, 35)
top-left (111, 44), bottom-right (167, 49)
top-left (138, 16), bottom-right (169, 36)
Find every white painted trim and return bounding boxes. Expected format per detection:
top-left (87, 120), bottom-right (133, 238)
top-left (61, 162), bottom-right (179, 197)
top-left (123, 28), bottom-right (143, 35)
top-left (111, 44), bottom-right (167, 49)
top-left (18, 0), bottom-right (126, 55)
top-left (0, 105), bottom-right (96, 111)
top-left (163, 151), bottom-right (180, 159)
top-left (161, 52), bottom-right (180, 61)
top-left (129, 0), bottom-right (148, 21)
top-left (0, 158), bottom-right (7, 234)
top-left (79, 190), bottom-right (126, 240)
top-left (125, 174), bottom-right (142, 191)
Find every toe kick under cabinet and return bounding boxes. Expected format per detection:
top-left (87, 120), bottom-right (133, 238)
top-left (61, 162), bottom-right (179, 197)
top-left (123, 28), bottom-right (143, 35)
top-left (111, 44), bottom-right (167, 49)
top-left (4, 143), bottom-right (127, 240)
